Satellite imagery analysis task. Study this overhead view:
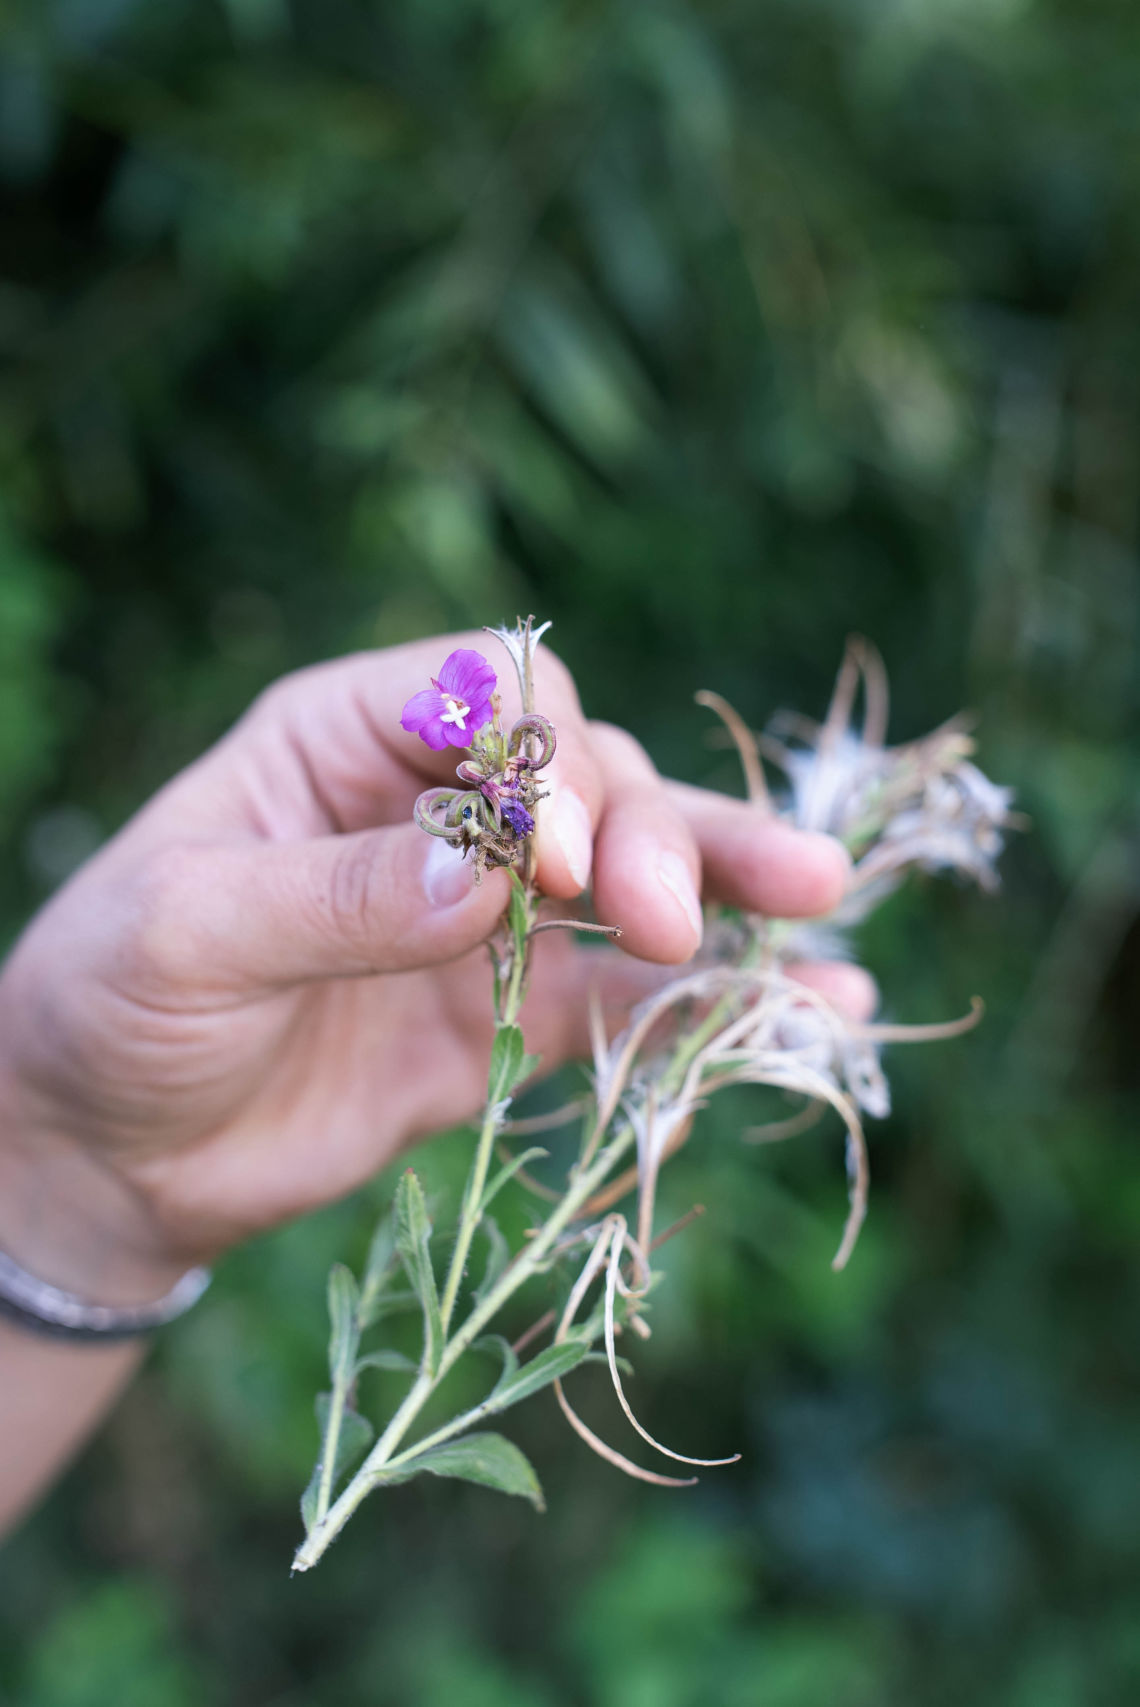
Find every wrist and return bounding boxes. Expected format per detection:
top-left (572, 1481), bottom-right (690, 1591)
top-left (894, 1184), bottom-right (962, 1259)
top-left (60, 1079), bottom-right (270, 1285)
top-left (0, 1115), bottom-right (194, 1310)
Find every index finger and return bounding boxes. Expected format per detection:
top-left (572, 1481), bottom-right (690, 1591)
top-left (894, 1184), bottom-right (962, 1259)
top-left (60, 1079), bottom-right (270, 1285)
top-left (197, 632), bottom-right (597, 847)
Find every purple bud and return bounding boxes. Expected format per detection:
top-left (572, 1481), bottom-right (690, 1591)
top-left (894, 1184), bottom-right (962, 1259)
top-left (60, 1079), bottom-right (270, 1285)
top-left (501, 797), bottom-right (536, 839)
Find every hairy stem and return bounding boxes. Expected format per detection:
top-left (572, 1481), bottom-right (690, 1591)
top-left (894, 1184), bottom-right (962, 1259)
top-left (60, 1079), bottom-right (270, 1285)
top-left (314, 1369), bottom-right (350, 1525)
top-left (292, 1124), bottom-right (635, 1572)
top-left (438, 1105), bottom-right (501, 1335)
top-left (439, 886), bottom-right (535, 1334)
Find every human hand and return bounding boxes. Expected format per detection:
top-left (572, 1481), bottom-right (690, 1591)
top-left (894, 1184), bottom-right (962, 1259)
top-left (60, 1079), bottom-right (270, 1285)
top-left (0, 635), bottom-right (864, 1305)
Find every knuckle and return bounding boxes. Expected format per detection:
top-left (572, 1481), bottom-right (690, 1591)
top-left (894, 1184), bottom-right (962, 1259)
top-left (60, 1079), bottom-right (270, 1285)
top-left (244, 669), bottom-right (307, 727)
top-left (243, 657), bottom-right (344, 731)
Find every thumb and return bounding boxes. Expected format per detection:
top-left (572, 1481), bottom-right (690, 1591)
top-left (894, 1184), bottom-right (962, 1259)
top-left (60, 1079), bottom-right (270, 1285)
top-left (142, 824), bottom-right (511, 990)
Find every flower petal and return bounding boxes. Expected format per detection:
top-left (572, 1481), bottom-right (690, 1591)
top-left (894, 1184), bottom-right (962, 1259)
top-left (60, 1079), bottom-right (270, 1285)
top-left (439, 720), bottom-right (478, 749)
top-left (400, 688), bottom-right (452, 751)
top-left (501, 797), bottom-right (535, 837)
top-left (436, 649), bottom-right (497, 712)
top-left (401, 687), bottom-right (443, 730)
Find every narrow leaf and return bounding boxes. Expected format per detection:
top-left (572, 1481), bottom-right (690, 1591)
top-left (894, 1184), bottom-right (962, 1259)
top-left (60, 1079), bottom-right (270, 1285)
top-left (488, 1023), bottom-right (526, 1105)
top-left (327, 1264), bottom-right (359, 1386)
top-left (301, 1392), bottom-right (374, 1533)
top-left (358, 1210), bottom-right (399, 1328)
top-left (354, 1349), bottom-right (419, 1376)
top-left (478, 1146), bottom-right (549, 1214)
top-left (586, 1350), bottom-right (634, 1377)
top-left (359, 1289), bottom-right (421, 1324)
top-left (473, 1334), bottom-right (519, 1392)
top-left (507, 871), bottom-right (529, 964)
top-left (489, 942), bottom-right (504, 1018)
top-left (486, 1337), bottom-right (593, 1411)
top-left (378, 1432), bottom-right (545, 1510)
top-left (395, 1170), bottom-right (443, 1376)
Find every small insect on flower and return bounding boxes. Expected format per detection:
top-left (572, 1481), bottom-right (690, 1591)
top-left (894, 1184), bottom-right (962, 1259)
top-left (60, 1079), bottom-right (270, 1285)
top-left (400, 649), bottom-right (498, 751)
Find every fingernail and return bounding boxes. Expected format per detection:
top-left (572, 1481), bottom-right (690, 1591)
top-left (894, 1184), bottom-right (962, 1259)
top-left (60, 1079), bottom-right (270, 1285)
top-left (549, 788), bottom-right (593, 891)
top-left (655, 851), bottom-right (704, 945)
top-left (423, 838), bottom-right (472, 908)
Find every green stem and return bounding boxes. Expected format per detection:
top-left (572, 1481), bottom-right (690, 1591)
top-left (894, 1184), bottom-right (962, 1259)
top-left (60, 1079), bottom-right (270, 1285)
top-left (438, 1099), bottom-right (500, 1334)
top-left (503, 928), bottom-right (529, 1019)
top-left (438, 889), bottom-right (534, 1335)
top-left (311, 1291), bottom-right (364, 1527)
top-left (438, 1127), bottom-right (633, 1377)
top-left (314, 1369), bottom-right (350, 1524)
top-left (292, 1125), bottom-right (635, 1573)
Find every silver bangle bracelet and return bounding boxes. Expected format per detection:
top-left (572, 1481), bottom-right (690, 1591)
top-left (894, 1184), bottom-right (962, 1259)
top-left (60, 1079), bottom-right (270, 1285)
top-left (0, 1249), bottom-right (211, 1342)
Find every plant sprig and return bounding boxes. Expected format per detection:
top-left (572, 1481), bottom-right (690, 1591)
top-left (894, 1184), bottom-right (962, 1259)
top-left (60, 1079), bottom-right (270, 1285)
top-left (293, 621), bottom-right (1015, 1573)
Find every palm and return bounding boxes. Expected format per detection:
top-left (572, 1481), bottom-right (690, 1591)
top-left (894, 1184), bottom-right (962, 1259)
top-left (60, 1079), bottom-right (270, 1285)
top-left (103, 933), bottom-right (588, 1255)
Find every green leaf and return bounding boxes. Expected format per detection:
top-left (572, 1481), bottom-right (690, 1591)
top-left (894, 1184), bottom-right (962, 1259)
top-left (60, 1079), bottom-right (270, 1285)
top-left (488, 941), bottom-right (504, 1019)
top-left (359, 1289), bottom-right (422, 1324)
top-left (477, 1146), bottom-right (548, 1214)
top-left (326, 1263), bottom-right (359, 1386)
top-left (395, 1169), bottom-right (443, 1376)
top-left (486, 1336), bottom-right (593, 1410)
top-left (472, 1212), bottom-right (510, 1306)
top-left (473, 1333), bottom-right (519, 1391)
top-left (378, 1432), bottom-right (545, 1510)
top-left (358, 1209), bottom-right (399, 1328)
top-left (487, 1022), bottom-right (526, 1105)
top-left (580, 1348), bottom-right (634, 1378)
top-left (507, 871), bottom-right (529, 963)
top-left (354, 1348), bottom-right (419, 1376)
top-left (301, 1393), bottom-right (374, 1534)
top-left (518, 1051), bottom-right (541, 1085)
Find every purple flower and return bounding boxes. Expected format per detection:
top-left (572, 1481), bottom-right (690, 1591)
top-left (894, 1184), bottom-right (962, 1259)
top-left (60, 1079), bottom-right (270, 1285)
top-left (400, 649), bottom-right (497, 751)
top-left (501, 796), bottom-right (535, 838)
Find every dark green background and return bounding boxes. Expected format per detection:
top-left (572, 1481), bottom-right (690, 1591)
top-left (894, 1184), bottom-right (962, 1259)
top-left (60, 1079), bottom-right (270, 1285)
top-left (1, 1), bottom-right (1139, 1702)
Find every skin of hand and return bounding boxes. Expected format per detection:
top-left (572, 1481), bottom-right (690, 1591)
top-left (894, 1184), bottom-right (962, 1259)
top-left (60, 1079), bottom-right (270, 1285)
top-left (0, 634), bottom-right (870, 1308)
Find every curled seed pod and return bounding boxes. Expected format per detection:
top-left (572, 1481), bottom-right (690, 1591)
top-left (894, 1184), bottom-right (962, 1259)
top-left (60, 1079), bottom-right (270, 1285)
top-left (413, 788), bottom-right (463, 838)
top-left (509, 714), bottom-right (557, 769)
top-left (445, 789), bottom-right (501, 836)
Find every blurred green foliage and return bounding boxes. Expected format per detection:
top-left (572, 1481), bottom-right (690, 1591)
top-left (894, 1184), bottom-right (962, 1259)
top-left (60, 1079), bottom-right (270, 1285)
top-left (1, 0), bottom-right (1139, 1702)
